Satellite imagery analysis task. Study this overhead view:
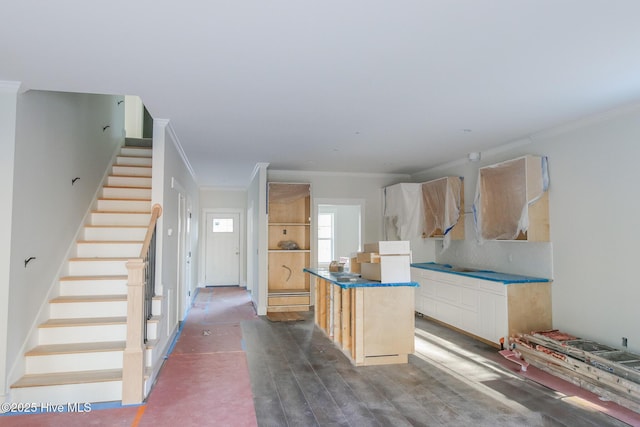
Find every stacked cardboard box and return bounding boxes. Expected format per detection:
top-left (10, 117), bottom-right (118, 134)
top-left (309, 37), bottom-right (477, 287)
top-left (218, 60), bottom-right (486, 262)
top-left (357, 241), bottom-right (411, 283)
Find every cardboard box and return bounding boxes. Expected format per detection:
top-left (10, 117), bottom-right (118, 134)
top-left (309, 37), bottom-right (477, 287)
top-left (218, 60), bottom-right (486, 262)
top-left (363, 241), bottom-right (410, 255)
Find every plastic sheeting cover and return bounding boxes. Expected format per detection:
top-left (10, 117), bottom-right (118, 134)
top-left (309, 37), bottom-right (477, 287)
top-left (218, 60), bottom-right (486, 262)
top-left (421, 177), bottom-right (462, 250)
top-left (383, 183), bottom-right (424, 240)
top-left (473, 155), bottom-right (549, 241)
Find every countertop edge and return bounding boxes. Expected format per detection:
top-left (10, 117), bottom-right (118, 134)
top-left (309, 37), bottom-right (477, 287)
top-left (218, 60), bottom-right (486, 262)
top-left (410, 262), bottom-right (551, 284)
top-left (304, 268), bottom-right (419, 289)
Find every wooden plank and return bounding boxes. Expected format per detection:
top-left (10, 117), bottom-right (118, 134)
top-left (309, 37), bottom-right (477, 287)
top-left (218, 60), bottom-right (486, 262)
top-left (333, 285), bottom-right (342, 345)
top-left (341, 288), bottom-right (351, 351)
top-left (354, 288), bottom-right (365, 366)
top-left (12, 369), bottom-right (122, 388)
top-left (268, 252), bottom-right (310, 292)
top-left (357, 252), bottom-right (380, 263)
top-left (268, 295), bottom-right (310, 306)
top-left (506, 282), bottom-right (552, 337)
top-left (268, 224), bottom-right (310, 250)
top-left (319, 279), bottom-right (327, 332)
top-left (362, 287), bottom-right (414, 358)
top-left (350, 288), bottom-right (356, 359)
top-left (268, 195), bottom-right (310, 224)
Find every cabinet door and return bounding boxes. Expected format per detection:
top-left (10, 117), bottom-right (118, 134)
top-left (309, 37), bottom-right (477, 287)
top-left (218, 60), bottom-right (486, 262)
top-left (477, 291), bottom-right (507, 345)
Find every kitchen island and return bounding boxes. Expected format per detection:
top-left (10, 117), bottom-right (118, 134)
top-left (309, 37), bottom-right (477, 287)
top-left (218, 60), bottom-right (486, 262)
top-left (305, 268), bottom-right (418, 366)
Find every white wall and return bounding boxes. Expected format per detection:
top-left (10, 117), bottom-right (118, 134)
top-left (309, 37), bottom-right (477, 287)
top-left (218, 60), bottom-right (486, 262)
top-left (5, 89), bottom-right (124, 393)
top-left (411, 103), bottom-right (640, 353)
top-left (0, 82), bottom-right (20, 399)
top-left (247, 164), bottom-right (268, 314)
top-left (156, 122), bottom-right (199, 335)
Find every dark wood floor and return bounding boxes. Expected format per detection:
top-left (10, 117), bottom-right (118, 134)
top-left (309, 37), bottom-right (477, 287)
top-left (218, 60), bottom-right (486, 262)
top-left (243, 312), bottom-right (631, 427)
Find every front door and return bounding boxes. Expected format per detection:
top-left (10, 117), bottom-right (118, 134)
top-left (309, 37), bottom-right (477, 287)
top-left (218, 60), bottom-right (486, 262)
top-left (205, 212), bottom-right (240, 286)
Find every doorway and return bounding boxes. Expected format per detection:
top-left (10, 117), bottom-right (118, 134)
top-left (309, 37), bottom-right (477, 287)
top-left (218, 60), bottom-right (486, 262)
top-left (204, 212), bottom-right (241, 286)
top-left (315, 200), bottom-right (363, 268)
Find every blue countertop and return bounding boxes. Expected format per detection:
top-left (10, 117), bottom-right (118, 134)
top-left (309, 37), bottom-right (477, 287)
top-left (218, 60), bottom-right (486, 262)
top-left (303, 268), bottom-right (419, 289)
top-left (410, 262), bottom-right (550, 284)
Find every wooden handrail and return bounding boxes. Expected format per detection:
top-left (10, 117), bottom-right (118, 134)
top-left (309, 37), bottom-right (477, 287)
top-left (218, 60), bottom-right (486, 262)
top-left (122, 202), bottom-right (162, 405)
top-left (140, 204), bottom-right (162, 258)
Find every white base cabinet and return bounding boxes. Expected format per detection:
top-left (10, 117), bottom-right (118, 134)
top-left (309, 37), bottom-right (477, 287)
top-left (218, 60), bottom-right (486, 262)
top-left (412, 267), bottom-right (550, 347)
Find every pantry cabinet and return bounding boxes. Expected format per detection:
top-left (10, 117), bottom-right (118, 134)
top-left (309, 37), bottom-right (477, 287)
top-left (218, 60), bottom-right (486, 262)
top-left (267, 183), bottom-right (311, 312)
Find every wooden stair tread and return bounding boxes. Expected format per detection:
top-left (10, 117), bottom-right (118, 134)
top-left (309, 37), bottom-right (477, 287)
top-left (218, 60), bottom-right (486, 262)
top-left (84, 225), bottom-right (147, 229)
top-left (41, 316), bottom-right (160, 328)
top-left (26, 341), bottom-right (126, 356)
top-left (92, 210), bottom-right (151, 214)
top-left (109, 174), bottom-right (152, 179)
top-left (76, 240), bottom-right (144, 244)
top-left (50, 295), bottom-right (128, 303)
top-left (99, 197), bottom-right (152, 202)
top-left (12, 369), bottom-right (123, 388)
top-left (114, 164), bottom-right (152, 168)
top-left (41, 317), bottom-right (127, 327)
top-left (68, 257), bottom-right (130, 262)
top-left (103, 185), bottom-right (152, 190)
top-left (50, 295), bottom-right (161, 303)
top-left (60, 275), bottom-right (127, 281)
top-left (98, 197), bottom-right (151, 202)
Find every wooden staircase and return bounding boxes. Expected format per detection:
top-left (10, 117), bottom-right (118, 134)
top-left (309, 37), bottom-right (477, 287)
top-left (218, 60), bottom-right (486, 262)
top-left (10, 140), bottom-right (161, 405)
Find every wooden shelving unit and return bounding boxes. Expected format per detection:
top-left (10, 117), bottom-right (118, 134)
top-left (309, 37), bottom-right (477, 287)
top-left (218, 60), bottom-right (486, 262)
top-left (267, 183), bottom-right (311, 312)
top-left (476, 155), bottom-right (549, 241)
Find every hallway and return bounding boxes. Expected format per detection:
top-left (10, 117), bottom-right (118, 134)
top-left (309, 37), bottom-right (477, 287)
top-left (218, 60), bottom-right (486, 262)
top-left (2, 286), bottom-right (639, 426)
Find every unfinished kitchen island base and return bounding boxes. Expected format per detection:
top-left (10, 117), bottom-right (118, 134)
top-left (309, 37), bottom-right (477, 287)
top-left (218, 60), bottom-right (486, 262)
top-left (305, 268), bottom-right (418, 366)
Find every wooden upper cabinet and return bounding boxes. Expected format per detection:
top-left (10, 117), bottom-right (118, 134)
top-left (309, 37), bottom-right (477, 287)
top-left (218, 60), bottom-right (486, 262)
top-left (474, 155), bottom-right (549, 241)
top-left (421, 176), bottom-right (464, 240)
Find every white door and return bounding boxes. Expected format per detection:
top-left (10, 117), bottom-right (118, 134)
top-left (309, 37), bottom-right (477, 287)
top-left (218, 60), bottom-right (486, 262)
top-left (205, 212), bottom-right (240, 286)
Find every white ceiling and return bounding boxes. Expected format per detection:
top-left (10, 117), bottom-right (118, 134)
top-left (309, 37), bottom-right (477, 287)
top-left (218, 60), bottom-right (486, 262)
top-left (2, 1), bottom-right (640, 188)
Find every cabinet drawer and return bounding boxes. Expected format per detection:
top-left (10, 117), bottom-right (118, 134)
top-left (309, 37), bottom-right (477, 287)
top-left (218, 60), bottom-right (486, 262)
top-left (269, 295), bottom-right (310, 306)
top-left (478, 280), bottom-right (506, 296)
top-left (434, 280), bottom-right (461, 304)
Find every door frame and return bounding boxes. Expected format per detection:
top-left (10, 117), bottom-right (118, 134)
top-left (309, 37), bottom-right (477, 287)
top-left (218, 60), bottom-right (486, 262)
top-left (200, 207), bottom-right (246, 288)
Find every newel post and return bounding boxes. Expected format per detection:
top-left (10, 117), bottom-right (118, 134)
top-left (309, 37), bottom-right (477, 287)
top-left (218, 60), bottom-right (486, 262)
top-left (122, 258), bottom-right (145, 405)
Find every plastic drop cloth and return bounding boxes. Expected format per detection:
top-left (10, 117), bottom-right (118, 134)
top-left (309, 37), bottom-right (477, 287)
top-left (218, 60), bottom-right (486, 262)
top-left (383, 183), bottom-right (424, 240)
top-left (421, 177), bottom-right (462, 250)
top-left (473, 155), bottom-right (549, 241)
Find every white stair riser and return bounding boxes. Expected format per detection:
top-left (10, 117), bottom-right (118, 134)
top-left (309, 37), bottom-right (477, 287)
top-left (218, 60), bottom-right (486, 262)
top-left (10, 381), bottom-right (122, 406)
top-left (50, 299), bottom-right (162, 319)
top-left (83, 227), bottom-right (147, 241)
top-left (39, 322), bottom-right (158, 345)
top-left (112, 165), bottom-right (152, 177)
top-left (120, 147), bottom-right (152, 158)
top-left (77, 242), bottom-right (142, 258)
top-left (116, 156), bottom-right (152, 166)
top-left (97, 199), bottom-right (151, 212)
top-left (68, 260), bottom-right (128, 276)
top-left (59, 279), bottom-right (128, 296)
top-left (26, 350), bottom-right (123, 374)
top-left (107, 176), bottom-right (151, 188)
top-left (25, 348), bottom-right (154, 375)
top-left (102, 186), bottom-right (152, 200)
top-left (90, 212), bottom-right (151, 226)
